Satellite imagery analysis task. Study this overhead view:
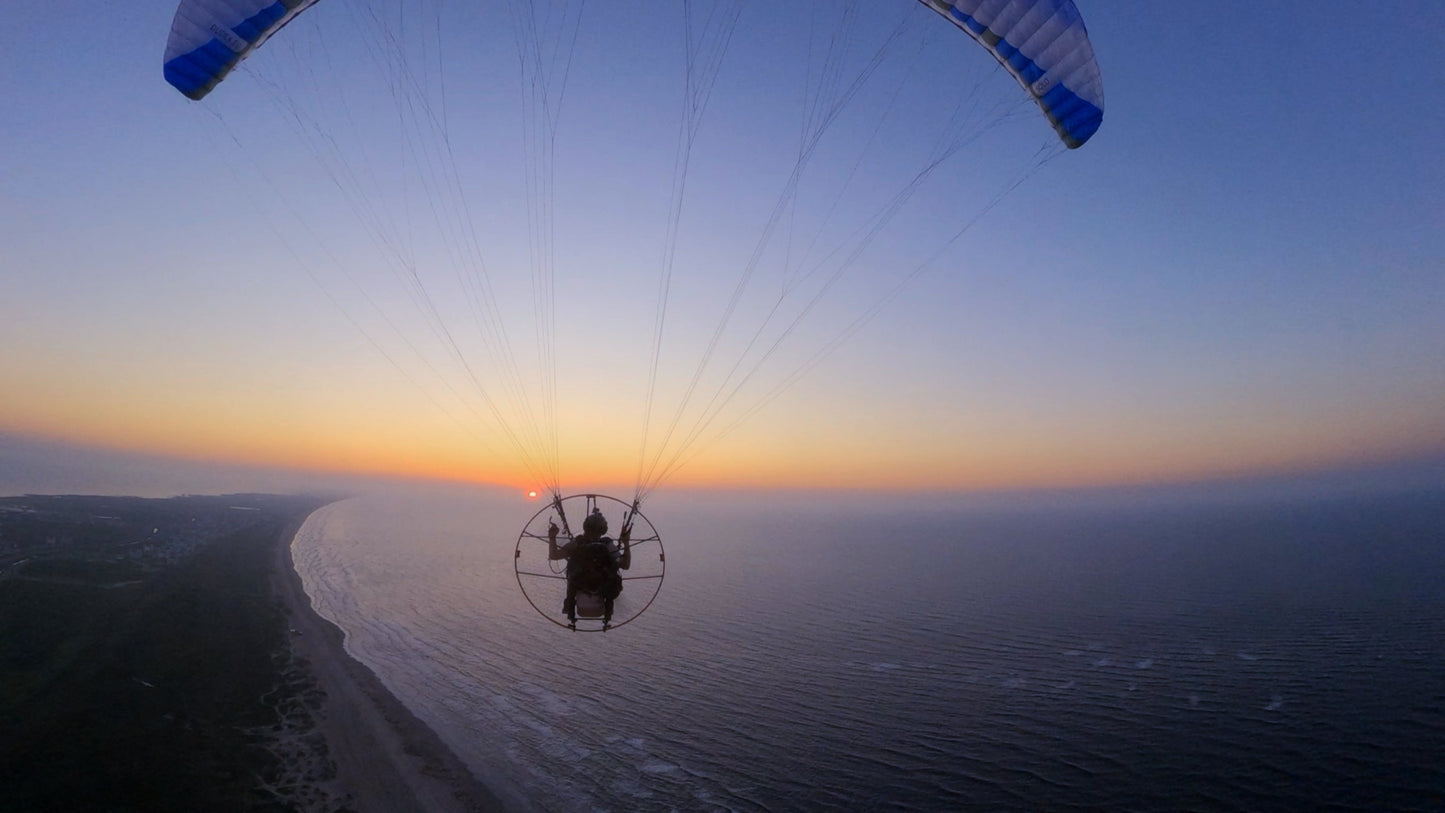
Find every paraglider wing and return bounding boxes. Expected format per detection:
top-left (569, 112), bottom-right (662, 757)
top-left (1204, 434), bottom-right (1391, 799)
top-left (163, 0), bottom-right (321, 100)
top-left (920, 0), bottom-right (1104, 148)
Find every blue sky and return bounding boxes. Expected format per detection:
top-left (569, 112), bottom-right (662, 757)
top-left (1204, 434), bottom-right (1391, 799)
top-left (2, 1), bottom-right (1442, 496)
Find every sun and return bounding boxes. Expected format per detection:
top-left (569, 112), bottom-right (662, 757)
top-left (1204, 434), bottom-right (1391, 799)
top-left (527, 490), bottom-right (539, 499)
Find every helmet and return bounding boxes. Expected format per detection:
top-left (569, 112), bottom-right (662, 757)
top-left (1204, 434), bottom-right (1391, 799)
top-left (582, 510), bottom-right (608, 536)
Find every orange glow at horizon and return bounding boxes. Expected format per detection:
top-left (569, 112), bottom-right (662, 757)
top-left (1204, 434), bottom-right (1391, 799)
top-left (8, 412), bottom-right (1442, 498)
top-left (5, 345), bottom-right (1443, 495)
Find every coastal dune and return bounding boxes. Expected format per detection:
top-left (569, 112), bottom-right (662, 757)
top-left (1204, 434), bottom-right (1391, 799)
top-left (0, 494), bottom-right (506, 812)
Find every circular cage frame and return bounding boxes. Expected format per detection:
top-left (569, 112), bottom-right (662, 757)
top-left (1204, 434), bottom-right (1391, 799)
top-left (514, 494), bottom-right (665, 632)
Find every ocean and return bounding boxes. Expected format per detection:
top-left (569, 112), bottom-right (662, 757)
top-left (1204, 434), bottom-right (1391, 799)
top-left (290, 487), bottom-right (1445, 811)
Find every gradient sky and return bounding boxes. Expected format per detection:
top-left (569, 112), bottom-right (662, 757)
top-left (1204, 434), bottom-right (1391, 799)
top-left (2, 1), bottom-right (1443, 496)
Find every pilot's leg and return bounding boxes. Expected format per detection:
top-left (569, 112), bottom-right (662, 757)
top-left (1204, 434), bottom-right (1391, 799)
top-left (563, 578), bottom-right (578, 622)
top-left (602, 574), bottom-right (621, 623)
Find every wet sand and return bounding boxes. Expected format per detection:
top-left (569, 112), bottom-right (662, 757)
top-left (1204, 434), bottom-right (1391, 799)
top-left (269, 511), bottom-right (507, 812)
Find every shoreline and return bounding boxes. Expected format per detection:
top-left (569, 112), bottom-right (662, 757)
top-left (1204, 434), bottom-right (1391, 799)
top-left (270, 506), bottom-right (507, 812)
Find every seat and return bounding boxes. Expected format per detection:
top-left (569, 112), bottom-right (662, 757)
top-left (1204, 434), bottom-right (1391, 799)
top-left (574, 591), bottom-right (605, 618)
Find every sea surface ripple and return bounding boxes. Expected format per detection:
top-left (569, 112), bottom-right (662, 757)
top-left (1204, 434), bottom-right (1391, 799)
top-left (291, 490), bottom-right (1445, 811)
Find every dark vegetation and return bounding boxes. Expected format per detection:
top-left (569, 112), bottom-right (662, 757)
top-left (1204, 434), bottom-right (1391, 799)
top-left (0, 494), bottom-right (329, 812)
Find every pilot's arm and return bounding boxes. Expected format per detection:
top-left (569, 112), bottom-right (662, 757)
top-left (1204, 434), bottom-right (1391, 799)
top-left (617, 524), bottom-right (632, 571)
top-left (547, 521), bottom-right (568, 561)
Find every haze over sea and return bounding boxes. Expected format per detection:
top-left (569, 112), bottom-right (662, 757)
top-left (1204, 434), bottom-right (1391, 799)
top-left (292, 484), bottom-right (1445, 812)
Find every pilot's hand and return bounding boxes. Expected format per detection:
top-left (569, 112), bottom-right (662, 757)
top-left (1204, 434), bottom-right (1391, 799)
top-left (547, 521), bottom-right (559, 542)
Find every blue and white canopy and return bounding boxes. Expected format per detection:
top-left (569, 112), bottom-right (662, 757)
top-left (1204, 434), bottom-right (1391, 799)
top-left (919, 0), bottom-right (1104, 148)
top-left (163, 1), bottom-right (1104, 147)
top-left (163, 0), bottom-right (320, 100)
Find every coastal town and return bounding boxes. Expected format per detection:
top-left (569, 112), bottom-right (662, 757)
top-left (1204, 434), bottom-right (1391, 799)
top-left (0, 493), bottom-right (322, 577)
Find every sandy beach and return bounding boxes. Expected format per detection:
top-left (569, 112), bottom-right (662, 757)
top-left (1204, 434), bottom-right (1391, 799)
top-left (269, 510), bottom-right (508, 813)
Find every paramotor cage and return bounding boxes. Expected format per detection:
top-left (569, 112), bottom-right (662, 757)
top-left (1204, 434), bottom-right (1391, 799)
top-left (514, 494), bottom-right (665, 632)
